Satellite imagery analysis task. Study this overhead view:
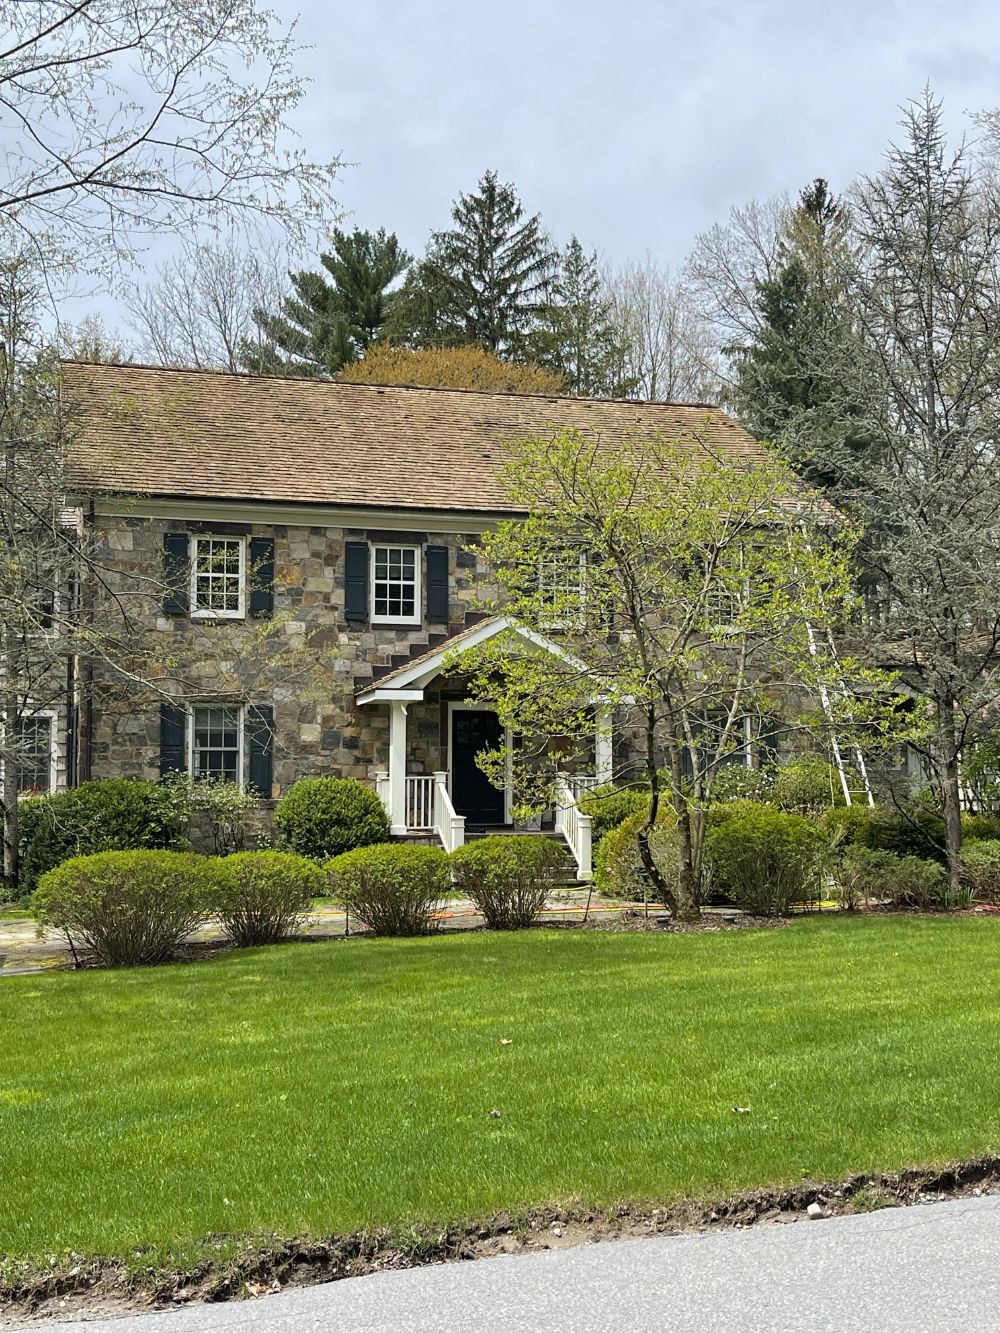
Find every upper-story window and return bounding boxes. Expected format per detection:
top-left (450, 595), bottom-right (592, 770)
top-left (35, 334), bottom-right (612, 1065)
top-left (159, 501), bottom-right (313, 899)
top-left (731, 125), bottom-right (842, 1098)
top-left (371, 544), bottom-right (421, 624)
top-left (191, 536), bottom-right (246, 619)
top-left (538, 552), bottom-right (588, 629)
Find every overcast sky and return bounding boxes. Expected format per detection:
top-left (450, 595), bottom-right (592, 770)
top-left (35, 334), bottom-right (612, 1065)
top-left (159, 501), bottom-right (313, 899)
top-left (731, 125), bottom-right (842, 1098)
top-left (271, 0), bottom-right (1000, 273)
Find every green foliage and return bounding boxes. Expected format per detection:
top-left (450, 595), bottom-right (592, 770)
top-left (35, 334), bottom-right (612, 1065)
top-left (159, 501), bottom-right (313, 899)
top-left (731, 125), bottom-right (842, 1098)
top-left (772, 757), bottom-right (846, 813)
top-left (707, 810), bottom-right (825, 916)
top-left (832, 845), bottom-right (948, 910)
top-left (449, 835), bottom-right (566, 930)
top-left (274, 778), bottom-right (390, 862)
top-left (19, 780), bottom-right (186, 897)
top-left (959, 840), bottom-right (1000, 904)
top-left (710, 765), bottom-right (776, 805)
top-left (160, 774), bottom-right (260, 856)
top-left (211, 851), bottom-right (324, 947)
top-left (821, 803), bottom-right (946, 862)
top-left (594, 807), bottom-right (677, 900)
top-left (32, 850), bottom-right (222, 967)
top-left (578, 785), bottom-right (650, 846)
top-left (704, 799), bottom-right (778, 829)
top-left (962, 813), bottom-right (1000, 842)
top-left (244, 227), bottom-right (411, 375)
top-left (329, 843), bottom-right (450, 936)
top-left (531, 236), bottom-right (626, 396)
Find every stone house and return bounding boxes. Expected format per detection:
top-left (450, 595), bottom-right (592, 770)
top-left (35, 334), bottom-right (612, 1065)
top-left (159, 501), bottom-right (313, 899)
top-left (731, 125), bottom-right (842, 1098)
top-left (29, 362), bottom-right (789, 876)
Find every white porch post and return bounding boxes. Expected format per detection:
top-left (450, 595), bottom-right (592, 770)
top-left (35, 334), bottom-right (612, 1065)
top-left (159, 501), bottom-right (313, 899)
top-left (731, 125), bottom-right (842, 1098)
top-left (595, 709), bottom-right (613, 785)
top-left (389, 700), bottom-right (408, 834)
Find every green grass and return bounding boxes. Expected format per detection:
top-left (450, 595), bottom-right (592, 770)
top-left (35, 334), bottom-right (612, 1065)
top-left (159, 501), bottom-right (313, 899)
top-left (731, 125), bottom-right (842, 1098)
top-left (4, 916), bottom-right (1000, 1264)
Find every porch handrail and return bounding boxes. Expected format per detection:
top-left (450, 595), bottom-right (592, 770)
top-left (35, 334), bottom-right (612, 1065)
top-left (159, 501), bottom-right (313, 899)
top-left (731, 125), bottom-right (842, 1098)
top-left (554, 774), bottom-right (593, 881)
top-left (432, 771), bottom-right (465, 853)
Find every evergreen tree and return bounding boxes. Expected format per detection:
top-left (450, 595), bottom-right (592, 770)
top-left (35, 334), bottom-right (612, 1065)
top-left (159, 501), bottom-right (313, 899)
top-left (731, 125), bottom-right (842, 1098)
top-left (732, 179), bottom-right (862, 486)
top-left (390, 171), bottom-right (556, 358)
top-left (244, 227), bottom-right (411, 376)
top-left (532, 238), bottom-right (625, 396)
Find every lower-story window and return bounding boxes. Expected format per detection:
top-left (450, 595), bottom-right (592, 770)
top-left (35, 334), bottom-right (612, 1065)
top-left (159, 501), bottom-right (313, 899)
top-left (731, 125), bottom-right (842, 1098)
top-left (15, 714), bottom-right (54, 794)
top-left (190, 704), bottom-right (242, 783)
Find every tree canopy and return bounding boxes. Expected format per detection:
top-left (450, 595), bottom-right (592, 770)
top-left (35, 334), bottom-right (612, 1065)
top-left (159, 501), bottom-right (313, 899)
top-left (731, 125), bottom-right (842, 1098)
top-left (338, 344), bottom-right (566, 394)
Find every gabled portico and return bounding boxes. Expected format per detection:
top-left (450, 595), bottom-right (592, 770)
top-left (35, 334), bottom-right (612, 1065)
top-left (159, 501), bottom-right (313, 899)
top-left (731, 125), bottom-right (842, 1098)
top-left (355, 615), bottom-right (613, 877)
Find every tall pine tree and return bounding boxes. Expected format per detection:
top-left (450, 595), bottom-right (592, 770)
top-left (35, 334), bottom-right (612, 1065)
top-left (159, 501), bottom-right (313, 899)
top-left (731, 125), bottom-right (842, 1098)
top-left (244, 227), bottom-right (410, 376)
top-left (532, 237), bottom-right (625, 395)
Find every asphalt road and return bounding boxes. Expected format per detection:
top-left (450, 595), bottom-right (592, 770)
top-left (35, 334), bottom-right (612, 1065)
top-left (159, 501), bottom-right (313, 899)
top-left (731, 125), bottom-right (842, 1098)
top-left (18, 1195), bottom-right (1000, 1332)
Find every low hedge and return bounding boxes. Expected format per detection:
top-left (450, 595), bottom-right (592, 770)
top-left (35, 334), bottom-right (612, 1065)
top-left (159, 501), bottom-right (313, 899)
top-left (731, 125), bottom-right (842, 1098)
top-left (212, 850), bottom-right (325, 947)
top-left (450, 835), bottom-right (566, 930)
top-left (19, 780), bottom-right (186, 897)
top-left (32, 850), bottom-right (224, 967)
top-left (594, 807), bottom-right (677, 901)
top-left (706, 810), bottom-right (825, 916)
top-left (329, 843), bottom-right (449, 936)
top-left (275, 778), bottom-right (390, 862)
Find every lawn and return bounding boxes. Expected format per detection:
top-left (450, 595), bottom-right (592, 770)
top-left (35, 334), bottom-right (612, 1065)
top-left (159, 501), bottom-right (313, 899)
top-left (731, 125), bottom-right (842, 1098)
top-left (4, 916), bottom-right (1000, 1265)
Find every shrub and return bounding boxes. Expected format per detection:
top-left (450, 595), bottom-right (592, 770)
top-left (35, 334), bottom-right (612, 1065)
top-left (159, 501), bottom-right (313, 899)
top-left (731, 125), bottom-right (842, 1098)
top-left (833, 845), bottom-right (906, 909)
top-left (833, 845), bottom-right (948, 910)
top-left (594, 807), bottom-right (678, 901)
top-left (704, 798), bottom-right (777, 829)
top-left (578, 785), bottom-right (649, 847)
top-left (450, 835), bottom-right (566, 929)
top-left (706, 810), bottom-right (825, 916)
top-left (161, 774), bottom-right (261, 855)
top-left (963, 813), bottom-right (1000, 843)
top-left (211, 851), bottom-right (324, 947)
top-left (329, 843), bottom-right (449, 936)
top-left (32, 850), bottom-right (221, 967)
top-left (275, 778), bottom-right (390, 861)
top-left (820, 803), bottom-right (946, 862)
top-left (19, 780), bottom-right (186, 896)
top-left (773, 757), bottom-right (846, 814)
top-left (960, 840), bottom-right (1000, 904)
top-left (710, 764), bottom-right (776, 805)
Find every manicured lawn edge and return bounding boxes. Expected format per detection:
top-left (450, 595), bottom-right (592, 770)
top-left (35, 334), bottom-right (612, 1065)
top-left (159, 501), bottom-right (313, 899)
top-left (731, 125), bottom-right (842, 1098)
top-left (4, 1156), bottom-right (999, 1320)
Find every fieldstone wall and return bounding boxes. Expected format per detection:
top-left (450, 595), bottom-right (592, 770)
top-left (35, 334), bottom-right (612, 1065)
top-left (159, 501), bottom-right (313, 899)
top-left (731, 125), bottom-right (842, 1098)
top-left (87, 514), bottom-right (497, 799)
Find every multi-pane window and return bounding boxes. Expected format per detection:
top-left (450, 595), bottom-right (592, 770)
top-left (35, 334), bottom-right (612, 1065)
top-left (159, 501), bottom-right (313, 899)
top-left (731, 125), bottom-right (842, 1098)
top-left (538, 552), bottom-right (587, 629)
top-left (371, 545), bottom-right (419, 623)
top-left (190, 705), bottom-right (242, 784)
top-left (15, 716), bottom-right (53, 794)
top-left (191, 537), bottom-right (245, 618)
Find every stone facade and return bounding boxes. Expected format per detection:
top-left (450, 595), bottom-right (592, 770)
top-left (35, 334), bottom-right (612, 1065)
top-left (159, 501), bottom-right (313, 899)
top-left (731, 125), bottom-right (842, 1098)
top-left (86, 510), bottom-right (499, 799)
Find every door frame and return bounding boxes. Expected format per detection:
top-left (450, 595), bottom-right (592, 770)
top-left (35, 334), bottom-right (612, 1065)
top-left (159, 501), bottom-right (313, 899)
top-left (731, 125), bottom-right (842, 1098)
top-left (447, 700), bottom-right (512, 825)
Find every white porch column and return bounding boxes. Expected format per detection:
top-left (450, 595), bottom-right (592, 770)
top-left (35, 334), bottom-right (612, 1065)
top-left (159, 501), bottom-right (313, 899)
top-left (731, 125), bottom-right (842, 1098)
top-left (595, 709), bottom-right (613, 786)
top-left (389, 700), bottom-right (408, 834)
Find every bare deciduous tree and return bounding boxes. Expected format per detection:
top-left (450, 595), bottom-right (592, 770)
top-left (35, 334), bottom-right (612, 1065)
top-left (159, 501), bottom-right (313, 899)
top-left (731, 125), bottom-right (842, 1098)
top-left (124, 236), bottom-right (290, 371)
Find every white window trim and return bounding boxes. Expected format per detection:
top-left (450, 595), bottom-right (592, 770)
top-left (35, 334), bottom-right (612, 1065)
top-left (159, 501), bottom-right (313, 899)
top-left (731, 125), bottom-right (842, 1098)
top-left (187, 703), bottom-right (245, 790)
top-left (190, 535), bottom-right (247, 621)
top-left (370, 543), bottom-right (422, 626)
top-left (0, 709), bottom-right (59, 799)
top-left (538, 551), bottom-right (588, 631)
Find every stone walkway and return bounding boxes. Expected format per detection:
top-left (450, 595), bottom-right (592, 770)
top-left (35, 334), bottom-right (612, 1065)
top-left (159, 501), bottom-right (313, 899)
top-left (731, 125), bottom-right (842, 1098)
top-left (0, 889), bottom-right (624, 975)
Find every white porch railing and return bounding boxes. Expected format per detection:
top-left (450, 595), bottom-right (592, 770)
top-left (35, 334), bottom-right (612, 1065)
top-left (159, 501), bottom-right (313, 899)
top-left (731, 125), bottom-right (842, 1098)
top-left (374, 770), bottom-right (465, 852)
top-left (432, 770), bottom-right (466, 853)
top-left (405, 775), bottom-right (434, 830)
top-left (554, 774), bottom-right (593, 881)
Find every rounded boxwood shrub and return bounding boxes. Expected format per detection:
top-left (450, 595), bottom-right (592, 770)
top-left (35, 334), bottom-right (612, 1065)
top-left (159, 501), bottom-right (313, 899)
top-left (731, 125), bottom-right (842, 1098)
top-left (18, 779), bottom-right (186, 896)
top-left (329, 843), bottom-right (449, 936)
top-left (450, 835), bottom-right (567, 930)
top-left (578, 785), bottom-right (649, 848)
top-left (212, 850), bottom-right (325, 947)
top-left (32, 850), bottom-right (223, 967)
top-left (274, 778), bottom-right (390, 861)
top-left (706, 810), bottom-right (826, 916)
top-left (594, 807), bottom-right (677, 900)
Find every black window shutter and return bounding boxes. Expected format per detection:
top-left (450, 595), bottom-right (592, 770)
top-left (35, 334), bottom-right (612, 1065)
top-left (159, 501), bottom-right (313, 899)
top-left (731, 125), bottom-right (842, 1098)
top-left (249, 536), bottom-right (275, 618)
top-left (163, 533), bottom-right (189, 614)
top-left (247, 704), bottom-right (274, 797)
top-left (344, 541), bottom-right (369, 621)
top-left (159, 702), bottom-right (187, 778)
top-left (426, 545), bottom-right (449, 622)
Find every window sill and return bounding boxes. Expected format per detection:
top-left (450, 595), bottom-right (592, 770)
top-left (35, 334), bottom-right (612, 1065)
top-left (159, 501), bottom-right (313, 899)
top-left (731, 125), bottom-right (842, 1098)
top-left (191, 610), bottom-right (247, 622)
top-left (370, 618), bottom-right (422, 628)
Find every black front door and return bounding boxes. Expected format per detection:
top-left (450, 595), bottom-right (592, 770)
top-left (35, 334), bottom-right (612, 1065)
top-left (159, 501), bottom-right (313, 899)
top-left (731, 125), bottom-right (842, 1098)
top-left (451, 709), bottom-right (505, 823)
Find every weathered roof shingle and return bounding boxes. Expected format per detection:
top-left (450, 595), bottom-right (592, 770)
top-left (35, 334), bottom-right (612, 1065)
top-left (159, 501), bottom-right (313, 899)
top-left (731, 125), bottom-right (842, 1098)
top-left (62, 361), bottom-right (777, 515)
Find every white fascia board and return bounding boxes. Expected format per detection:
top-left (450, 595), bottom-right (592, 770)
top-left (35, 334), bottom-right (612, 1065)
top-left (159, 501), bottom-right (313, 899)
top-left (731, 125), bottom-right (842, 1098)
top-left (83, 495), bottom-right (510, 535)
top-left (355, 686), bottom-right (425, 707)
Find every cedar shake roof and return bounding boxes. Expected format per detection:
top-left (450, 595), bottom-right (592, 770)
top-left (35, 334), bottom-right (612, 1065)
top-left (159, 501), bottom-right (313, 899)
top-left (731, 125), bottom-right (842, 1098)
top-left (61, 360), bottom-right (781, 515)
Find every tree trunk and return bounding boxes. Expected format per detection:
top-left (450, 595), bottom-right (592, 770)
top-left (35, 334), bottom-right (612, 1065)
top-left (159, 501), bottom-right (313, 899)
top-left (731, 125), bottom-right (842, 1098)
top-left (668, 736), bottom-right (701, 923)
top-left (937, 694), bottom-right (963, 896)
top-left (636, 704), bottom-right (677, 915)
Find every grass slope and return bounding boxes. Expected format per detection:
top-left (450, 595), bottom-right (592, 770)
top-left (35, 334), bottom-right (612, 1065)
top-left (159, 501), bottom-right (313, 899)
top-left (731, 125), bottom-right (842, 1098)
top-left (4, 917), bottom-right (1000, 1263)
